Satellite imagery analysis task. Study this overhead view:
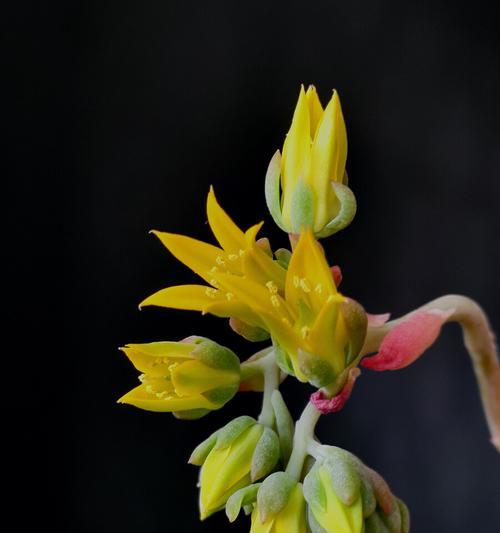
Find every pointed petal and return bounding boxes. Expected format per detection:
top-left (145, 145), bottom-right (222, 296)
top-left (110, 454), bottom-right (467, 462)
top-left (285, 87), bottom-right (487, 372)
top-left (286, 231), bottom-right (337, 315)
top-left (310, 91), bottom-right (347, 228)
top-left (117, 384), bottom-right (215, 412)
top-left (151, 230), bottom-right (222, 283)
top-left (139, 284), bottom-right (220, 311)
top-left (120, 341), bottom-right (193, 376)
top-left (281, 86), bottom-right (312, 226)
top-left (361, 309), bottom-right (454, 371)
top-left (207, 187), bottom-right (246, 252)
top-left (306, 85), bottom-right (324, 138)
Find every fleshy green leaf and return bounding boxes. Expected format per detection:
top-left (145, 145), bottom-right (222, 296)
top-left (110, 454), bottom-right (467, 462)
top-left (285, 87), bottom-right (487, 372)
top-left (271, 390), bottom-right (294, 464)
top-left (251, 427), bottom-right (280, 481)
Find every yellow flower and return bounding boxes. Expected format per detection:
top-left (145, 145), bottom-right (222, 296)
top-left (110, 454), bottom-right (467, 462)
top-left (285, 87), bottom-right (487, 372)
top-left (140, 187), bottom-right (286, 333)
top-left (118, 337), bottom-right (240, 419)
top-left (250, 473), bottom-right (307, 533)
top-left (265, 85), bottom-right (356, 238)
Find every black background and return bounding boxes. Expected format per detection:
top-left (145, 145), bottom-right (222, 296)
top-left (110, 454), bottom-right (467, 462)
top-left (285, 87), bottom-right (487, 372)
top-left (10, 1), bottom-right (500, 531)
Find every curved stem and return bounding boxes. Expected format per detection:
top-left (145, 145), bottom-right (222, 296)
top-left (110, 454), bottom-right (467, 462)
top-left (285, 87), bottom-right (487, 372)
top-left (362, 294), bottom-right (500, 451)
top-left (285, 401), bottom-right (322, 480)
top-left (256, 350), bottom-right (280, 428)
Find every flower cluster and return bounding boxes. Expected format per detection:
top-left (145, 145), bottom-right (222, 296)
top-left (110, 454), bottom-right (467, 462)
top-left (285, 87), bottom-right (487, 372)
top-left (118, 85), bottom-right (500, 531)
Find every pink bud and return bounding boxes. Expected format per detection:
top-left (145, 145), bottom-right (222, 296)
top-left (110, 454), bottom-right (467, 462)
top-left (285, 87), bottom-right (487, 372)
top-left (361, 308), bottom-right (454, 371)
top-left (331, 265), bottom-right (343, 287)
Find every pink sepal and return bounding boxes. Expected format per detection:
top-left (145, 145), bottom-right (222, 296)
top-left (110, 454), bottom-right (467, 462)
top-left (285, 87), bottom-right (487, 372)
top-left (367, 312), bottom-right (391, 327)
top-left (361, 308), bottom-right (454, 371)
top-left (331, 265), bottom-right (342, 287)
top-left (310, 368), bottom-right (361, 414)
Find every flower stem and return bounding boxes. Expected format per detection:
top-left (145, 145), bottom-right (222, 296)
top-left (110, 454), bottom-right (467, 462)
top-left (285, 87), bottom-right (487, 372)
top-left (256, 350), bottom-right (281, 428)
top-left (285, 401), bottom-right (322, 480)
top-left (362, 294), bottom-right (500, 451)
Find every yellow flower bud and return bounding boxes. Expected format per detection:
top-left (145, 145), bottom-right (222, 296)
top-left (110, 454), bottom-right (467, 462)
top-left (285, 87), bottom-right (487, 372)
top-left (199, 422), bottom-right (264, 519)
top-left (265, 85), bottom-right (356, 238)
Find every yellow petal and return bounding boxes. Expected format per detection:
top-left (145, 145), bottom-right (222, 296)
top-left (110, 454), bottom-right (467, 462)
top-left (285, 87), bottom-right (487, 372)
top-left (243, 245), bottom-right (287, 292)
top-left (151, 230), bottom-right (222, 284)
top-left (139, 284), bottom-right (221, 311)
top-left (250, 509), bottom-right (275, 533)
top-left (285, 231), bottom-right (336, 316)
top-left (207, 186), bottom-right (246, 252)
top-left (281, 86), bottom-right (312, 226)
top-left (203, 299), bottom-right (264, 328)
top-left (171, 360), bottom-right (239, 396)
top-left (120, 341), bottom-right (194, 377)
top-left (118, 384), bottom-right (215, 412)
top-left (275, 484), bottom-right (307, 533)
top-left (211, 273), bottom-right (295, 325)
top-left (305, 85), bottom-right (324, 138)
top-left (307, 296), bottom-right (346, 374)
top-left (309, 90), bottom-right (347, 229)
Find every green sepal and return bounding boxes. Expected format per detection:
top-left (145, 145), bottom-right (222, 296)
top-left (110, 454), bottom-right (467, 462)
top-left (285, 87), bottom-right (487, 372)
top-left (290, 180), bottom-right (314, 233)
top-left (341, 299), bottom-right (368, 366)
top-left (257, 471), bottom-right (297, 523)
top-left (322, 447), bottom-right (361, 506)
top-left (256, 237), bottom-right (273, 257)
top-left (188, 429), bottom-right (220, 465)
top-left (307, 507), bottom-right (328, 533)
top-left (359, 474), bottom-right (377, 518)
top-left (202, 384), bottom-right (239, 406)
top-left (264, 150), bottom-right (286, 231)
top-left (379, 500), bottom-right (402, 533)
top-left (225, 483), bottom-right (261, 522)
top-left (365, 512), bottom-right (389, 533)
top-left (173, 408), bottom-right (210, 420)
top-left (191, 337), bottom-right (240, 373)
top-left (274, 343), bottom-right (295, 376)
top-left (229, 317), bottom-right (270, 342)
top-left (214, 416), bottom-right (257, 450)
top-left (271, 390), bottom-right (294, 465)
top-left (303, 463), bottom-right (327, 513)
top-left (251, 427), bottom-right (280, 481)
top-left (397, 498), bottom-right (410, 533)
top-left (297, 348), bottom-right (336, 388)
top-left (315, 182), bottom-right (357, 238)
top-left (274, 248), bottom-right (292, 269)
top-left (243, 503), bottom-right (254, 515)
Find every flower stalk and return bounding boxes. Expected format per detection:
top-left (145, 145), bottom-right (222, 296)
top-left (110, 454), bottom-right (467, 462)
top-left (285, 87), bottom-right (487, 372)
top-left (362, 294), bottom-right (500, 451)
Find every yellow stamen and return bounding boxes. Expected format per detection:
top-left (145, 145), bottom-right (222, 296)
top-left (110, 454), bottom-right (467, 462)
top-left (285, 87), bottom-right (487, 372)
top-left (215, 256), bottom-right (226, 266)
top-left (300, 278), bottom-right (311, 293)
top-left (301, 326), bottom-right (310, 339)
top-left (205, 287), bottom-right (217, 299)
top-left (314, 283), bottom-right (323, 294)
top-left (266, 281), bottom-right (278, 294)
top-left (270, 295), bottom-right (280, 308)
top-left (225, 292), bottom-right (234, 301)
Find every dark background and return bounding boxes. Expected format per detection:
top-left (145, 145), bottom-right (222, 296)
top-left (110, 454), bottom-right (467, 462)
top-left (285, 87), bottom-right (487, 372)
top-left (10, 1), bottom-right (500, 531)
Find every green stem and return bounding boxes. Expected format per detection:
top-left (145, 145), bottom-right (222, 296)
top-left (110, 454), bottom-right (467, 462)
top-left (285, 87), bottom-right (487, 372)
top-left (285, 401), bottom-right (322, 480)
top-left (255, 350), bottom-right (280, 428)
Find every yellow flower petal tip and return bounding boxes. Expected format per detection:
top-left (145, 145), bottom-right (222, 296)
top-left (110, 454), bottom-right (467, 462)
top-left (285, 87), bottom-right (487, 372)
top-left (265, 85), bottom-right (356, 238)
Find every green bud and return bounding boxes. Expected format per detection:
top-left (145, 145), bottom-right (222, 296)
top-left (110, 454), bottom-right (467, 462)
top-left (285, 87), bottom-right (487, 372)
top-left (251, 427), bottom-right (280, 481)
top-left (271, 390), bottom-right (294, 464)
top-left (274, 248), bottom-right (292, 269)
top-left (229, 317), bottom-right (270, 342)
top-left (214, 415), bottom-right (257, 450)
